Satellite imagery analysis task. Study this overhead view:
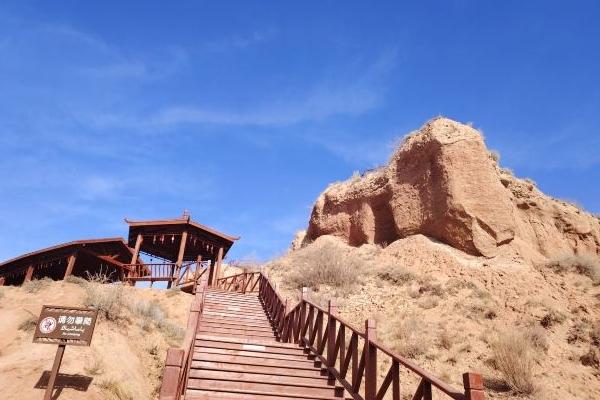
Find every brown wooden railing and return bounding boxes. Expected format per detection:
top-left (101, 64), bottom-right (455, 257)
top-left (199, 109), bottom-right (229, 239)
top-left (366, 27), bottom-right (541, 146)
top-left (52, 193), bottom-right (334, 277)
top-left (215, 271), bottom-right (261, 293)
top-left (124, 263), bottom-right (175, 282)
top-left (159, 276), bottom-right (208, 400)
top-left (256, 272), bottom-right (484, 400)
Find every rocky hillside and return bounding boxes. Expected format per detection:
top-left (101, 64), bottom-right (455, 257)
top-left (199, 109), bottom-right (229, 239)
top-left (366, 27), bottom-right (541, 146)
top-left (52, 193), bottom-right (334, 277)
top-left (302, 117), bottom-right (600, 263)
top-left (274, 118), bottom-right (600, 399)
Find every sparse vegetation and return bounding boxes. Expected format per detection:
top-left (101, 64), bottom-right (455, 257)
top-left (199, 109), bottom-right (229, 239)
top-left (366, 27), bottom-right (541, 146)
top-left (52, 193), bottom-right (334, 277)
top-left (545, 253), bottom-right (600, 285)
top-left (282, 240), bottom-right (364, 292)
top-left (377, 263), bottom-right (415, 285)
top-left (64, 275), bottom-right (88, 285)
top-left (491, 331), bottom-right (536, 394)
top-left (540, 308), bottom-right (566, 328)
top-left (84, 283), bottom-right (125, 321)
top-left (387, 315), bottom-right (429, 358)
top-left (98, 379), bottom-right (133, 400)
top-left (417, 295), bottom-right (439, 309)
top-left (128, 298), bottom-right (184, 342)
top-left (84, 358), bottom-right (105, 376)
top-left (18, 313), bottom-right (38, 332)
top-left (437, 330), bottom-right (453, 350)
top-left (525, 326), bottom-right (549, 353)
top-left (21, 277), bottom-right (52, 293)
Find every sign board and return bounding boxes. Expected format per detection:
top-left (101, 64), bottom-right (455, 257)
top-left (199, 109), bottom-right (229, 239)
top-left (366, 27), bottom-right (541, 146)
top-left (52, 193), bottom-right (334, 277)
top-left (33, 306), bottom-right (98, 346)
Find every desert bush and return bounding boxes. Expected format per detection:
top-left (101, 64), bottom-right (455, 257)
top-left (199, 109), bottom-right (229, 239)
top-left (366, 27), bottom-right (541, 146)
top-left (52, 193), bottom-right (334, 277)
top-left (21, 278), bottom-right (52, 293)
top-left (388, 316), bottom-right (429, 358)
top-left (580, 347), bottom-right (600, 369)
top-left (165, 287), bottom-right (181, 297)
top-left (84, 283), bottom-right (125, 321)
top-left (18, 314), bottom-right (38, 332)
top-left (377, 264), bottom-right (415, 285)
top-left (64, 275), bottom-right (88, 286)
top-left (491, 331), bottom-right (536, 394)
top-left (437, 330), bottom-right (453, 350)
top-left (283, 241), bottom-right (364, 291)
top-left (545, 254), bottom-right (600, 285)
top-left (128, 299), bottom-right (184, 342)
top-left (98, 379), bottom-right (133, 400)
top-left (86, 270), bottom-right (114, 284)
top-left (525, 326), bottom-right (549, 353)
top-left (591, 321), bottom-right (600, 347)
top-left (84, 358), bottom-right (105, 376)
top-left (540, 309), bottom-right (566, 328)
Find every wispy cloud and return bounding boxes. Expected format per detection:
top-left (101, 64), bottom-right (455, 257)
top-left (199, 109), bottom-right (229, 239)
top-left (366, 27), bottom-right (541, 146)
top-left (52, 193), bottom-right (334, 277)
top-left (149, 50), bottom-right (398, 128)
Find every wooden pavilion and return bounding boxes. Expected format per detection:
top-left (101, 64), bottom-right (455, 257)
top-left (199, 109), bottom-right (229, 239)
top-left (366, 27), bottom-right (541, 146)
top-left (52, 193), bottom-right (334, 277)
top-left (0, 238), bottom-right (135, 286)
top-left (124, 213), bottom-right (239, 291)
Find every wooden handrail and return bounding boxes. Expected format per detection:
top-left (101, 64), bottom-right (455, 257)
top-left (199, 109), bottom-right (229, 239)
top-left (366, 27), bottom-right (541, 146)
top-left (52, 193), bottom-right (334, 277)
top-left (247, 272), bottom-right (484, 400)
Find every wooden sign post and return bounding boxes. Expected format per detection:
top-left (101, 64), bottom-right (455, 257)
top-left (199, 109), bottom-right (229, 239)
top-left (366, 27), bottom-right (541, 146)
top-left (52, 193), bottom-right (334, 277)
top-left (33, 306), bottom-right (98, 400)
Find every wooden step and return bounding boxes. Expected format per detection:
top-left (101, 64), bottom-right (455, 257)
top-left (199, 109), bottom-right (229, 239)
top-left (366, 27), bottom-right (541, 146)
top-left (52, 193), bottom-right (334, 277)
top-left (199, 321), bottom-right (275, 333)
top-left (185, 388), bottom-right (348, 400)
top-left (194, 348), bottom-right (312, 362)
top-left (200, 317), bottom-right (274, 330)
top-left (190, 360), bottom-right (329, 379)
top-left (188, 369), bottom-right (334, 387)
top-left (195, 339), bottom-right (308, 356)
top-left (186, 378), bottom-right (344, 398)
top-left (192, 353), bottom-right (322, 370)
top-left (196, 334), bottom-right (304, 350)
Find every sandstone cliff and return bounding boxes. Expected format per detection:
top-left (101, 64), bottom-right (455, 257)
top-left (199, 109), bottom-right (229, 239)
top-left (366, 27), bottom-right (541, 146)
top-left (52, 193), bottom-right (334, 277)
top-left (304, 117), bottom-right (600, 262)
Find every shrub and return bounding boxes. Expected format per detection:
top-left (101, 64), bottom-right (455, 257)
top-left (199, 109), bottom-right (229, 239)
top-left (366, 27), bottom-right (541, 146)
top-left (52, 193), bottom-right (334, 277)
top-left (546, 254), bottom-right (600, 285)
top-left (64, 275), bottom-right (88, 286)
top-left (540, 309), bottom-right (566, 328)
top-left (491, 331), bottom-right (536, 394)
top-left (437, 330), bottom-right (453, 350)
top-left (84, 358), bottom-right (105, 376)
top-left (525, 326), bottom-right (549, 353)
top-left (21, 278), bottom-right (52, 293)
top-left (377, 264), bottom-right (415, 285)
top-left (283, 241), bottom-right (363, 292)
top-left (18, 314), bottom-right (38, 332)
top-left (128, 299), bottom-right (184, 342)
top-left (417, 296), bottom-right (439, 309)
top-left (84, 283), bottom-right (125, 321)
top-left (98, 379), bottom-right (133, 400)
top-left (388, 316), bottom-right (429, 358)
top-left (591, 321), bottom-right (600, 347)
top-left (580, 347), bottom-right (600, 369)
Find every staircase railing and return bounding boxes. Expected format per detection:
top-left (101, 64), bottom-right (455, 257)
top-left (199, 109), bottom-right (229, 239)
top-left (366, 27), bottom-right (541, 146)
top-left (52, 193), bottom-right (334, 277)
top-left (256, 272), bottom-right (485, 400)
top-left (159, 276), bottom-right (208, 400)
top-left (215, 271), bottom-right (261, 293)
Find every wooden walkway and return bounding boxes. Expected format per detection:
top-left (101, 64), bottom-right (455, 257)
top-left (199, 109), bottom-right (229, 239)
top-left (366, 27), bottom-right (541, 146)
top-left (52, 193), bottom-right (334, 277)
top-left (186, 288), bottom-right (346, 399)
top-left (159, 273), bottom-right (485, 400)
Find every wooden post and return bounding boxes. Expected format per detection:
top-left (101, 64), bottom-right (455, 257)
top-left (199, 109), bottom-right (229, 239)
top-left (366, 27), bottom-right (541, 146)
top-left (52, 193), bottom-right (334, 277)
top-left (327, 299), bottom-right (337, 367)
top-left (24, 265), bottom-right (34, 282)
top-left (463, 372), bottom-right (485, 400)
top-left (63, 253), bottom-right (77, 279)
top-left (213, 247), bottom-right (224, 286)
top-left (158, 348), bottom-right (184, 400)
top-left (44, 343), bottom-right (66, 400)
top-left (171, 230), bottom-right (188, 289)
top-left (364, 319), bottom-right (377, 400)
top-left (192, 255), bottom-right (202, 294)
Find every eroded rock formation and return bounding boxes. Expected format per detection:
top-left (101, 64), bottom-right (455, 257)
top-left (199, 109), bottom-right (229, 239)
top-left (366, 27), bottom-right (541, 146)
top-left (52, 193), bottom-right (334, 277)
top-left (304, 118), bottom-right (600, 261)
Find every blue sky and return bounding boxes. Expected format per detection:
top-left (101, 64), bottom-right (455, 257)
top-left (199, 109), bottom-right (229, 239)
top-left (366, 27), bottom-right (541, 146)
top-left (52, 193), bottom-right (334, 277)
top-left (1, 1), bottom-right (599, 262)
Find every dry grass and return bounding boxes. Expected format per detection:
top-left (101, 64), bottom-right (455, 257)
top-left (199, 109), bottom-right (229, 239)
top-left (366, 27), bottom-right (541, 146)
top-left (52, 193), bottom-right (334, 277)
top-left (84, 358), bottom-right (105, 376)
top-left (540, 308), bottom-right (566, 328)
top-left (97, 379), bottom-right (133, 400)
top-left (64, 275), bottom-right (88, 286)
top-left (128, 299), bottom-right (184, 342)
top-left (387, 315), bottom-right (429, 358)
top-left (18, 313), bottom-right (38, 332)
top-left (282, 240), bottom-right (364, 292)
top-left (21, 278), bottom-right (52, 293)
top-left (84, 283), bottom-right (125, 321)
top-left (546, 253), bottom-right (600, 285)
top-left (376, 263), bottom-right (415, 285)
top-left (491, 331), bottom-right (536, 394)
top-left (0, 287), bottom-right (4, 300)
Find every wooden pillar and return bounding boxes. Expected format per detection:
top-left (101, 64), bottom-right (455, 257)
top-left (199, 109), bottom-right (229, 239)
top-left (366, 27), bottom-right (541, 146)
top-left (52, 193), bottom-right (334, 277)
top-left (463, 372), bottom-right (485, 400)
top-left (24, 265), bottom-right (34, 283)
top-left (169, 230), bottom-right (188, 289)
top-left (158, 348), bottom-right (184, 400)
top-left (213, 246), bottom-right (224, 286)
top-left (128, 234), bottom-right (143, 285)
top-left (364, 319), bottom-right (377, 400)
top-left (192, 255), bottom-right (202, 294)
top-left (327, 299), bottom-right (337, 367)
top-left (63, 253), bottom-right (77, 279)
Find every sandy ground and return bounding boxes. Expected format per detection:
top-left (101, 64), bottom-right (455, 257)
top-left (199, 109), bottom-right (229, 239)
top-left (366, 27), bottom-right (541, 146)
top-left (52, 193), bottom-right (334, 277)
top-left (267, 235), bottom-right (600, 400)
top-left (0, 280), bottom-right (192, 399)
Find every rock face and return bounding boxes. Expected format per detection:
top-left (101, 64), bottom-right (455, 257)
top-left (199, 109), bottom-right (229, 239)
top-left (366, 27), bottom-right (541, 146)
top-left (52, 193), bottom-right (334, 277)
top-left (304, 117), bottom-right (600, 260)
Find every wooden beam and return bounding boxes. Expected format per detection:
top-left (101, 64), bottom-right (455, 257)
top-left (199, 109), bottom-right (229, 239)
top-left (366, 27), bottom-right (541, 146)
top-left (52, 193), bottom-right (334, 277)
top-left (170, 230), bottom-right (188, 289)
top-left (213, 246), bottom-right (224, 286)
top-left (130, 234), bottom-right (143, 264)
top-left (63, 253), bottom-right (77, 279)
top-left (24, 265), bottom-right (34, 282)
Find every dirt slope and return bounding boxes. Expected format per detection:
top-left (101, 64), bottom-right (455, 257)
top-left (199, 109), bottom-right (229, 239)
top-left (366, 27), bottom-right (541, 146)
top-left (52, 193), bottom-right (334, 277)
top-left (0, 280), bottom-right (191, 400)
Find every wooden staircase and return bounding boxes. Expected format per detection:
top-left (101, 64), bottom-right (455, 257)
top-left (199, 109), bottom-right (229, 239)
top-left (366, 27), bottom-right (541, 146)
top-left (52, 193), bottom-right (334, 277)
top-left (159, 272), bottom-right (486, 400)
top-left (186, 288), bottom-right (346, 399)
